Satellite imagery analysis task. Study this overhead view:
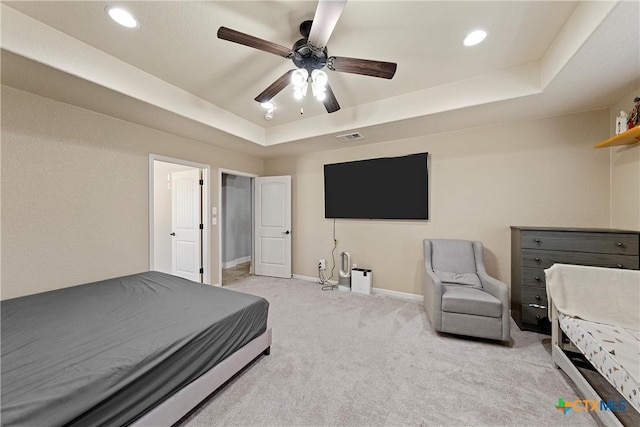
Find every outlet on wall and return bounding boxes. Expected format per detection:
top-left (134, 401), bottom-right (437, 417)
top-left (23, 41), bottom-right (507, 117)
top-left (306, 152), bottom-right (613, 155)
top-left (318, 259), bottom-right (326, 270)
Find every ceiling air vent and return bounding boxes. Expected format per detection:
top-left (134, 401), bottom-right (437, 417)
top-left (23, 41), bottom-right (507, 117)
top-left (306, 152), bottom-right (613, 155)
top-left (336, 132), bottom-right (364, 142)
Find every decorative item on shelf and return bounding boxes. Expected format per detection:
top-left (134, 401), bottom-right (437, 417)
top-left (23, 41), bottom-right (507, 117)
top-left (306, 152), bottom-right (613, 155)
top-left (595, 96), bottom-right (640, 148)
top-left (627, 96), bottom-right (640, 129)
top-left (616, 111), bottom-right (628, 135)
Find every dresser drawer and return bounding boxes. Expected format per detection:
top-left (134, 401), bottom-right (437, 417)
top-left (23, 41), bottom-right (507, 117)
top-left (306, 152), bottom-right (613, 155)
top-left (521, 249), bottom-right (639, 270)
top-left (522, 286), bottom-right (548, 307)
top-left (521, 230), bottom-right (639, 256)
top-left (521, 303), bottom-right (549, 326)
top-left (522, 267), bottom-right (546, 287)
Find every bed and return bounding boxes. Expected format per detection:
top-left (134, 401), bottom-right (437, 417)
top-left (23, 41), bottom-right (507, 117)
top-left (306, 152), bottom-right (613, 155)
top-left (546, 263), bottom-right (639, 426)
top-left (1, 271), bottom-right (272, 426)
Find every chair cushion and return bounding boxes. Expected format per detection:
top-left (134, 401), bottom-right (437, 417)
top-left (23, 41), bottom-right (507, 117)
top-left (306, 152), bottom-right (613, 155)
top-left (442, 285), bottom-right (502, 318)
top-left (430, 239), bottom-right (476, 274)
top-left (434, 270), bottom-right (482, 288)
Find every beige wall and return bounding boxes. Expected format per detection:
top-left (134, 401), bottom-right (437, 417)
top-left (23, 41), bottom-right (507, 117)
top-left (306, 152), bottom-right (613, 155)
top-left (1, 86), bottom-right (263, 299)
top-left (0, 83), bottom-right (619, 299)
top-left (609, 89), bottom-right (640, 231)
top-left (265, 110), bottom-right (611, 296)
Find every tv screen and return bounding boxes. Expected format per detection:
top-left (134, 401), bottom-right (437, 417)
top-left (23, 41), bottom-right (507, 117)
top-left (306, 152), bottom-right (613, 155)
top-left (324, 153), bottom-right (429, 219)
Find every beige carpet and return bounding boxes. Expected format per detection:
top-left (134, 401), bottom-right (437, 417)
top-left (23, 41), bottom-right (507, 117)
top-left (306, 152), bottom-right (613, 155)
top-left (180, 275), bottom-right (599, 426)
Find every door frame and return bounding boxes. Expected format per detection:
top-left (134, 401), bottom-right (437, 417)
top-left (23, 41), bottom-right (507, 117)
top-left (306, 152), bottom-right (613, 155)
top-left (149, 154), bottom-right (211, 284)
top-left (218, 168), bottom-right (258, 286)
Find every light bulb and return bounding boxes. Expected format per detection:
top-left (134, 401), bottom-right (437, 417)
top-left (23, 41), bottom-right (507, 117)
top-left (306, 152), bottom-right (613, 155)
top-left (311, 69), bottom-right (328, 88)
top-left (316, 92), bottom-right (327, 102)
top-left (293, 87), bottom-right (303, 100)
top-left (311, 80), bottom-right (326, 97)
top-left (260, 101), bottom-right (274, 109)
top-left (291, 69), bottom-right (309, 87)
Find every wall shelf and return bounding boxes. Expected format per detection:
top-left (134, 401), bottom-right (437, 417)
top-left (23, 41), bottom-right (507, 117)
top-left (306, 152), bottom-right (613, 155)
top-left (594, 125), bottom-right (640, 148)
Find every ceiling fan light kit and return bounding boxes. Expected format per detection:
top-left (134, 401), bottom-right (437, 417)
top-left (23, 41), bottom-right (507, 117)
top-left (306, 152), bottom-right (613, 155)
top-left (217, 0), bottom-right (397, 115)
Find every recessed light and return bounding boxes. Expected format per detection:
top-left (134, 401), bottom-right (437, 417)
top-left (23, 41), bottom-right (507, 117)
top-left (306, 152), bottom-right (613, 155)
top-left (463, 29), bottom-right (487, 47)
top-left (106, 6), bottom-right (139, 29)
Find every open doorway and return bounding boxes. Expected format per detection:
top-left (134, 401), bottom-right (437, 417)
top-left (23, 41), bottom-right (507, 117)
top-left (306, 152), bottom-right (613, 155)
top-left (217, 170), bottom-right (292, 285)
top-left (149, 155), bottom-right (211, 284)
top-left (219, 169), bottom-right (257, 286)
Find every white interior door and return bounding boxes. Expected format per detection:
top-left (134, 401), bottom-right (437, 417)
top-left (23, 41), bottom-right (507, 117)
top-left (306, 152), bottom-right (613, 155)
top-left (171, 169), bottom-right (202, 282)
top-left (254, 176), bottom-right (291, 278)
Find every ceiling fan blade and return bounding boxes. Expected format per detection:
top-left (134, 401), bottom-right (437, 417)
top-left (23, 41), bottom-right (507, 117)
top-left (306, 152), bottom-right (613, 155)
top-left (217, 27), bottom-right (292, 58)
top-left (329, 56), bottom-right (397, 79)
top-left (323, 83), bottom-right (340, 113)
top-left (308, 0), bottom-right (347, 49)
top-left (255, 70), bottom-right (295, 103)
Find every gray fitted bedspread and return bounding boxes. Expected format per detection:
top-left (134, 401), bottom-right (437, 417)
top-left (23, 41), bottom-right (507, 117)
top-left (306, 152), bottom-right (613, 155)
top-left (1, 271), bottom-right (269, 427)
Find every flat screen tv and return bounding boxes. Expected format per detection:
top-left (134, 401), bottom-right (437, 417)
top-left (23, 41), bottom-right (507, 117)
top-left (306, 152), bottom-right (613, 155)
top-left (324, 153), bottom-right (428, 219)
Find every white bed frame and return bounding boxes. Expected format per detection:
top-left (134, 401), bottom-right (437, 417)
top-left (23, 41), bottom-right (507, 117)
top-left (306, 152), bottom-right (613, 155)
top-left (550, 305), bottom-right (623, 427)
top-left (132, 328), bottom-right (272, 426)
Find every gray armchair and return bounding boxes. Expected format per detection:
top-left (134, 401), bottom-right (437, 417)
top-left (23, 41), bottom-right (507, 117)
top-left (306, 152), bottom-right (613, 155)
top-left (423, 239), bottom-right (510, 342)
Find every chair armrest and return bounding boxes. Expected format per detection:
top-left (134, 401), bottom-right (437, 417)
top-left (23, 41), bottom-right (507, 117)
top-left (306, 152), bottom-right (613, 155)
top-left (424, 265), bottom-right (444, 331)
top-left (424, 268), bottom-right (443, 294)
top-left (477, 272), bottom-right (508, 304)
top-left (472, 241), bottom-right (509, 304)
top-left (478, 271), bottom-right (511, 341)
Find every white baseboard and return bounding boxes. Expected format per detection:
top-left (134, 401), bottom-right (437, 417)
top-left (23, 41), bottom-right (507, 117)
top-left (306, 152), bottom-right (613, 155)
top-left (292, 274), bottom-right (315, 282)
top-left (292, 274), bottom-right (421, 302)
top-left (292, 274), bottom-right (337, 285)
top-left (222, 256), bottom-right (251, 269)
top-left (372, 287), bottom-right (422, 303)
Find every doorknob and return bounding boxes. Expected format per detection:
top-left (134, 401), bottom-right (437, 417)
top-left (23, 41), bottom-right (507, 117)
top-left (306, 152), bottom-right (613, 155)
top-left (170, 232), bottom-right (176, 236)
top-left (284, 230), bottom-right (290, 235)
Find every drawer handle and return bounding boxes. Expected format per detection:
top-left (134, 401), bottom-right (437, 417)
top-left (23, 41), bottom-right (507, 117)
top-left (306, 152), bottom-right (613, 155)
top-left (535, 295), bottom-right (541, 300)
top-left (616, 242), bottom-right (623, 247)
top-left (535, 276), bottom-right (541, 281)
top-left (534, 238), bottom-right (541, 243)
top-left (535, 315), bottom-right (541, 320)
top-left (534, 257), bottom-right (541, 262)
top-left (616, 264), bottom-right (624, 268)
top-left (529, 303), bottom-right (547, 309)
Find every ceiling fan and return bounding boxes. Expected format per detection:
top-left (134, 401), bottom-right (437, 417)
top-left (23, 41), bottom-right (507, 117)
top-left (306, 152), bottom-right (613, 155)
top-left (217, 0), bottom-right (397, 114)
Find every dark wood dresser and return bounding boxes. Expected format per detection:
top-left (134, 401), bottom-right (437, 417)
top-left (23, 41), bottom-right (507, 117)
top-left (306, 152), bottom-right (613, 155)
top-left (511, 226), bottom-right (640, 334)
